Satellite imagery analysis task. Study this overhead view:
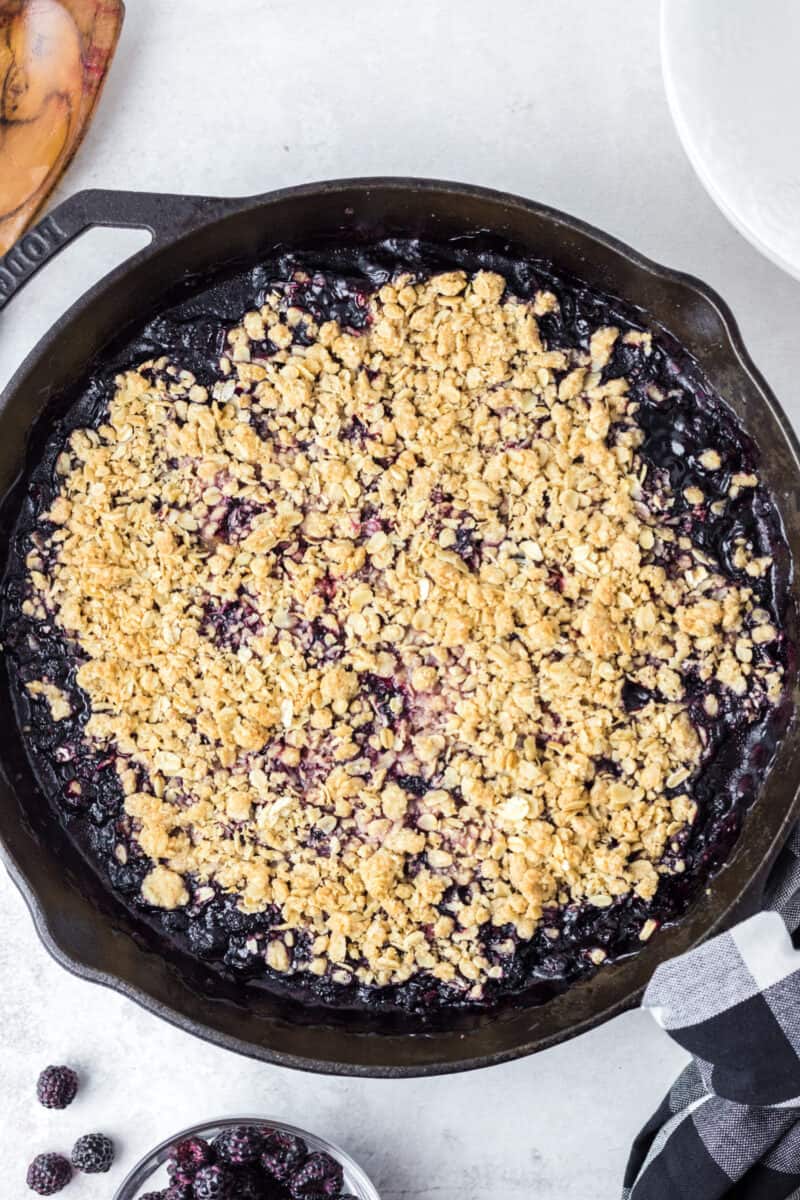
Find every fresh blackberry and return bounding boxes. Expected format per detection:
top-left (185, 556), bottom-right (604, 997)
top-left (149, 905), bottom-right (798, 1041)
top-left (26, 1153), bottom-right (72, 1195)
top-left (167, 1168), bottom-right (194, 1190)
top-left (289, 1151), bottom-right (344, 1198)
top-left (168, 1136), bottom-right (215, 1179)
top-left (260, 1130), bottom-right (308, 1182)
top-left (231, 1165), bottom-right (270, 1198)
top-left (164, 1187), bottom-right (193, 1200)
top-left (140, 1194), bottom-right (167, 1200)
top-left (36, 1065), bottom-right (78, 1110)
top-left (71, 1133), bottom-right (114, 1174)
top-left (194, 1164), bottom-right (233, 1200)
top-left (213, 1125), bottom-right (264, 1165)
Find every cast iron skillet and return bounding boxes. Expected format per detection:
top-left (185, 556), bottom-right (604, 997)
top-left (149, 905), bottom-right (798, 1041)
top-left (1, 178), bottom-right (799, 1077)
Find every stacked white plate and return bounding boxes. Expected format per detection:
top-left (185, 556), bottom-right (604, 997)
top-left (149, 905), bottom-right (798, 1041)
top-left (661, 0), bottom-right (800, 280)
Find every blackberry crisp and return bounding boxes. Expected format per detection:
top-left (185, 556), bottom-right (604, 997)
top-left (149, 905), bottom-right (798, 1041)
top-left (5, 248), bottom-right (790, 1014)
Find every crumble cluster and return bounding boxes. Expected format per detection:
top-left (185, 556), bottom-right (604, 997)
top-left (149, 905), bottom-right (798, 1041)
top-left (22, 268), bottom-right (782, 993)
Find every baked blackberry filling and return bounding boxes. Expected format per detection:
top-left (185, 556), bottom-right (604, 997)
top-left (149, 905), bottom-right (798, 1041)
top-left (1, 239), bottom-right (791, 1017)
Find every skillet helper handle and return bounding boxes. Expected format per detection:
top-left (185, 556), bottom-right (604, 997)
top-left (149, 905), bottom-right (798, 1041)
top-left (0, 188), bottom-right (224, 314)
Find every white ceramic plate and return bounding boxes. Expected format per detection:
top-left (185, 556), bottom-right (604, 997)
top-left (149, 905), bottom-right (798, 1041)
top-left (661, 0), bottom-right (800, 280)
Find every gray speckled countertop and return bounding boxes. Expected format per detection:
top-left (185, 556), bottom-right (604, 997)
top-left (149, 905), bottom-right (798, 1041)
top-left (2, 3), bottom-right (799, 1197)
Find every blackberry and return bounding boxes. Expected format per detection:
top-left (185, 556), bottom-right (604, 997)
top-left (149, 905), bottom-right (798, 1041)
top-left (260, 1130), bottom-right (307, 1182)
top-left (194, 1164), bottom-right (233, 1200)
top-left (169, 1136), bottom-right (215, 1179)
top-left (26, 1153), bottom-right (72, 1195)
top-left (453, 523), bottom-right (481, 569)
top-left (213, 1124), bottom-right (264, 1165)
top-left (231, 1165), bottom-right (270, 1198)
top-left (164, 1187), bottom-right (193, 1200)
top-left (36, 1065), bottom-right (78, 1110)
top-left (363, 673), bottom-right (405, 723)
top-left (395, 773), bottom-right (429, 796)
top-left (289, 1151), bottom-right (344, 1198)
top-left (71, 1132), bottom-right (114, 1173)
top-left (621, 679), bottom-right (653, 712)
top-left (167, 1168), bottom-right (195, 1190)
top-left (140, 1194), bottom-right (167, 1200)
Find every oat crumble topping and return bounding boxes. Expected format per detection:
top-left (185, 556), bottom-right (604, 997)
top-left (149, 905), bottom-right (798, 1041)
top-left (21, 268), bottom-right (784, 993)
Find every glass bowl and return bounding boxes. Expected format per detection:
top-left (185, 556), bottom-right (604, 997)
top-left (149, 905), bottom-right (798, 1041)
top-left (113, 1115), bottom-right (381, 1199)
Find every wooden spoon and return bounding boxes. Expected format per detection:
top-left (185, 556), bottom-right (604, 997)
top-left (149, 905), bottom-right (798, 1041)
top-left (0, 0), bottom-right (124, 255)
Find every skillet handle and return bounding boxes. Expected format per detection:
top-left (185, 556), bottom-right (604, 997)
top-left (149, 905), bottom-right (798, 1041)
top-left (0, 188), bottom-right (228, 313)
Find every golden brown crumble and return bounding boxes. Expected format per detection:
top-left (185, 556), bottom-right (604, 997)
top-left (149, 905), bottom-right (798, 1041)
top-left (24, 269), bottom-right (782, 992)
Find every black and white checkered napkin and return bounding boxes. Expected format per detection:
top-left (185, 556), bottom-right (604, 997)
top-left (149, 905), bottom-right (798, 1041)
top-left (623, 826), bottom-right (800, 1199)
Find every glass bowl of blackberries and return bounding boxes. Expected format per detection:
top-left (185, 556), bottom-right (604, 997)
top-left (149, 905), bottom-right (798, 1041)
top-left (113, 1116), bottom-right (380, 1200)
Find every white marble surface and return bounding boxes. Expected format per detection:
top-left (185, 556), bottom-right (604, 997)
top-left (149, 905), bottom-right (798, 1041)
top-left (2, 2), bottom-right (799, 1197)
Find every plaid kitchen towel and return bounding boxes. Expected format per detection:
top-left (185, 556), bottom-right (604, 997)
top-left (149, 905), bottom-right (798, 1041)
top-left (623, 825), bottom-right (800, 1199)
